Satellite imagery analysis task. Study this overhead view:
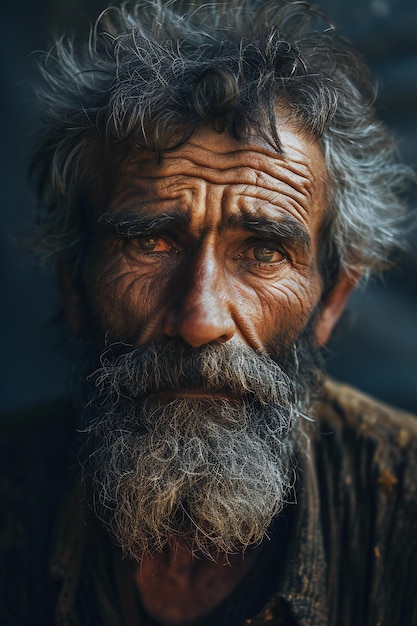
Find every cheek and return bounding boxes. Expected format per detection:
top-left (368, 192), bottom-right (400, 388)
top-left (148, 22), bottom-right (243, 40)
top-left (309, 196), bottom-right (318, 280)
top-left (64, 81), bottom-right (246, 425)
top-left (83, 254), bottom-right (172, 343)
top-left (232, 274), bottom-right (321, 350)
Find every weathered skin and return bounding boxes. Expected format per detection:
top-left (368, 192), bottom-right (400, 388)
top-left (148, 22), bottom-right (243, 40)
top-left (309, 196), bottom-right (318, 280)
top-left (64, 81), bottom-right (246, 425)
top-left (82, 124), bottom-right (336, 349)
top-left (65, 123), bottom-right (355, 624)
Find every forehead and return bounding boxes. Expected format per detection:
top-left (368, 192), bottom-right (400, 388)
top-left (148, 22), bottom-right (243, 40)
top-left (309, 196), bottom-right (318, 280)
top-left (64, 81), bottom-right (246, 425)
top-left (99, 124), bottom-right (328, 236)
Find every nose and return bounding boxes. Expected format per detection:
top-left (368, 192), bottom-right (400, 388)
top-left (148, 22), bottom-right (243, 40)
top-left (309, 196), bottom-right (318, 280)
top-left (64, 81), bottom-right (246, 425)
top-left (163, 250), bottom-right (236, 347)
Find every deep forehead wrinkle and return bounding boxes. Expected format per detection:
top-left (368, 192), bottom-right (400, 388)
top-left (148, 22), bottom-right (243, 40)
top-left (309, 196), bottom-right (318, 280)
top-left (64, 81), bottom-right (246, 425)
top-left (102, 175), bottom-right (316, 242)
top-left (111, 164), bottom-right (316, 228)
top-left (103, 128), bottom-right (327, 244)
top-left (187, 141), bottom-right (318, 195)
top-left (162, 140), bottom-right (315, 174)
top-left (135, 155), bottom-right (317, 197)
top-left (117, 138), bottom-right (319, 192)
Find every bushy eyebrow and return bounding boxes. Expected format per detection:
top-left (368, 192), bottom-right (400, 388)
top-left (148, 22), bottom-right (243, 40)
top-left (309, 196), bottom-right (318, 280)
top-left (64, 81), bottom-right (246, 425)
top-left (96, 208), bottom-right (311, 255)
top-left (97, 209), bottom-right (190, 236)
top-left (228, 213), bottom-right (311, 254)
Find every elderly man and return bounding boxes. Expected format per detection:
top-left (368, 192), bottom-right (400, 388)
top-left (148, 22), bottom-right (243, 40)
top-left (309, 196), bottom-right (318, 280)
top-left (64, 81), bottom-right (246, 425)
top-left (2, 0), bottom-right (417, 624)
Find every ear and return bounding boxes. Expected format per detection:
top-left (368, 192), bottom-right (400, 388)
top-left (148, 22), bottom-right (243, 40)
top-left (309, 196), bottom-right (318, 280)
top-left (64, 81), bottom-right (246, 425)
top-left (315, 271), bottom-right (359, 347)
top-left (58, 264), bottom-right (86, 335)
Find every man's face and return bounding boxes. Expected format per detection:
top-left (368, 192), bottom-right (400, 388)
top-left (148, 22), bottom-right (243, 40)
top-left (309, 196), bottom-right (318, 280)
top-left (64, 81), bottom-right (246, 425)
top-left (82, 123), bottom-right (328, 354)
top-left (75, 124), bottom-right (343, 559)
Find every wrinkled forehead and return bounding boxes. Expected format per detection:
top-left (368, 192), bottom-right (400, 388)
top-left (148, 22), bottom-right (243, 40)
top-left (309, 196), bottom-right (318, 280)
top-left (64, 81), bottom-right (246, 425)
top-left (92, 123), bottom-right (329, 233)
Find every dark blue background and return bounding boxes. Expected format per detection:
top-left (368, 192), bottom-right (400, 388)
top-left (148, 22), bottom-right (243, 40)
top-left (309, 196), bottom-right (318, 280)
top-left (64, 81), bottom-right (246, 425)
top-left (1, 0), bottom-right (416, 415)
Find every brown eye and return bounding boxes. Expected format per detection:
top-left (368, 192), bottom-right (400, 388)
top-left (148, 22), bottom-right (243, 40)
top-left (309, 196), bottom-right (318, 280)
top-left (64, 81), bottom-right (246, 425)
top-left (133, 236), bottom-right (171, 251)
top-left (136, 236), bottom-right (158, 250)
top-left (252, 245), bottom-right (283, 263)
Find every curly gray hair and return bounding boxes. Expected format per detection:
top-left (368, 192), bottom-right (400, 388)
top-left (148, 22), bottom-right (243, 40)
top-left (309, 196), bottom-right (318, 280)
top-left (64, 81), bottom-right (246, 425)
top-left (31, 0), bottom-right (411, 288)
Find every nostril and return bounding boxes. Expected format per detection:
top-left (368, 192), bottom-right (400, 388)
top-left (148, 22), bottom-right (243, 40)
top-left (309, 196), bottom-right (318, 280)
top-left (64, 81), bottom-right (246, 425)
top-left (218, 334), bottom-right (232, 344)
top-left (163, 311), bottom-right (178, 338)
top-left (164, 325), bottom-right (177, 338)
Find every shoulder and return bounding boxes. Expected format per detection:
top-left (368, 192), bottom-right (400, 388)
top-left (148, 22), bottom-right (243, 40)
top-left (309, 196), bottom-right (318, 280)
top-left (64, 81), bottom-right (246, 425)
top-left (313, 378), bottom-right (417, 503)
top-left (316, 377), bottom-right (417, 456)
top-left (312, 379), bottom-right (417, 624)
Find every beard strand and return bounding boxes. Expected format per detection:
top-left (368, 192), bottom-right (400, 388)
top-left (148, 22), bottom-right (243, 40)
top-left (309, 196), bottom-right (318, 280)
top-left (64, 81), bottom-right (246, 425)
top-left (79, 338), bottom-right (320, 560)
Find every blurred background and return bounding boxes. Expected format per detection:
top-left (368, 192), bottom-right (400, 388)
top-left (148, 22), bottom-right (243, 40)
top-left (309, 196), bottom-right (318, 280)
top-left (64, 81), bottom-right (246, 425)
top-left (1, 0), bottom-right (416, 416)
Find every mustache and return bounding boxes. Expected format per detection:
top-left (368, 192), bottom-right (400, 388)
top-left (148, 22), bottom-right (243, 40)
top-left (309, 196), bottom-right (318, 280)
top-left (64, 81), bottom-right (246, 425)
top-left (88, 340), bottom-right (296, 408)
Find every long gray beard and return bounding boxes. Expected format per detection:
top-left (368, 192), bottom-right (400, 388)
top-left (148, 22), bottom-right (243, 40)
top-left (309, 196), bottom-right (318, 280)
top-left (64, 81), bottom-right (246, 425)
top-left (80, 339), bottom-right (318, 559)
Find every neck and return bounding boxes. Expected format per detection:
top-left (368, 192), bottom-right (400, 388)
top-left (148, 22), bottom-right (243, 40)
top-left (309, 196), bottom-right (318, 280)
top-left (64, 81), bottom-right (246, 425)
top-left (133, 538), bottom-right (268, 625)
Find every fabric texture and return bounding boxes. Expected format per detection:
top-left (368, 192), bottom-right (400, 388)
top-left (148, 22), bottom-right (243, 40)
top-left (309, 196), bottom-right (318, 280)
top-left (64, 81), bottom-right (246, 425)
top-left (1, 379), bottom-right (417, 625)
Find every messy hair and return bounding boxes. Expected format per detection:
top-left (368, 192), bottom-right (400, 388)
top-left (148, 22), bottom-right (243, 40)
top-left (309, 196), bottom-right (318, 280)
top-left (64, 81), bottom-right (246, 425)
top-left (31, 0), bottom-right (410, 286)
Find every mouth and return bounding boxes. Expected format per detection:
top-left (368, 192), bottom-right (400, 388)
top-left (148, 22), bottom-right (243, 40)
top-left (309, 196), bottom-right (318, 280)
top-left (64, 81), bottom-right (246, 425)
top-left (149, 389), bottom-right (240, 402)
